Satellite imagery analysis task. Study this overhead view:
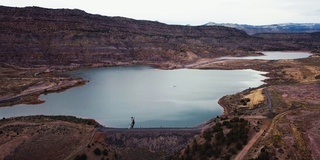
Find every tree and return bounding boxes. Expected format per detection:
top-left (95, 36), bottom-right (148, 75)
top-left (256, 147), bottom-right (270, 160)
top-left (213, 123), bottom-right (223, 132)
top-left (192, 139), bottom-right (199, 153)
top-left (203, 131), bottom-right (212, 141)
top-left (94, 148), bottom-right (102, 155)
top-left (236, 142), bottom-right (243, 150)
top-left (185, 145), bottom-right (190, 155)
top-left (224, 154), bottom-right (232, 160)
top-left (74, 154), bottom-right (87, 160)
top-left (229, 148), bottom-right (236, 154)
top-left (103, 149), bottom-right (108, 156)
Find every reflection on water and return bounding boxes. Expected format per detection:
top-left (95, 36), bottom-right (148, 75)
top-left (0, 67), bottom-right (266, 128)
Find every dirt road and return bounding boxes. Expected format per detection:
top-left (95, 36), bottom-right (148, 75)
top-left (235, 89), bottom-right (272, 160)
top-left (234, 124), bottom-right (268, 160)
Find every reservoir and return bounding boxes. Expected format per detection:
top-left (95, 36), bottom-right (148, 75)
top-left (0, 51), bottom-right (311, 128)
top-left (0, 67), bottom-right (266, 128)
top-left (219, 51), bottom-right (312, 60)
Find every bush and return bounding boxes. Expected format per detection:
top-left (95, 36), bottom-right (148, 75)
top-left (236, 142), bottom-right (243, 150)
top-left (213, 147), bottom-right (221, 158)
top-left (256, 147), bottom-right (270, 160)
top-left (93, 148), bottom-right (102, 155)
top-left (74, 154), bottom-right (87, 160)
top-left (192, 139), bottom-right (199, 153)
top-left (213, 124), bottom-right (223, 132)
top-left (231, 117), bottom-right (240, 123)
top-left (203, 131), bottom-right (212, 141)
top-left (185, 145), bottom-right (190, 155)
top-left (224, 154), bottom-right (232, 160)
top-left (205, 149), bottom-right (213, 157)
top-left (103, 149), bottom-right (108, 156)
top-left (229, 148), bottom-right (237, 154)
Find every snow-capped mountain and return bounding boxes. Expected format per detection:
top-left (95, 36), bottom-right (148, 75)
top-left (205, 22), bottom-right (320, 35)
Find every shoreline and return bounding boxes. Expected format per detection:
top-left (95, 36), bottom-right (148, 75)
top-left (0, 77), bottom-right (87, 107)
top-left (0, 59), bottom-right (270, 129)
top-left (5, 50), bottom-right (315, 126)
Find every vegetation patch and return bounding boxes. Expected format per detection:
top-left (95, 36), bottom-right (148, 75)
top-left (176, 117), bottom-right (250, 160)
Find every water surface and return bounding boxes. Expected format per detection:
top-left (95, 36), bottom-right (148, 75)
top-left (0, 67), bottom-right (266, 128)
top-left (219, 51), bottom-right (311, 60)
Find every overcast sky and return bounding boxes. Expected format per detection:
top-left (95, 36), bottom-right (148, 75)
top-left (1, 0), bottom-right (319, 25)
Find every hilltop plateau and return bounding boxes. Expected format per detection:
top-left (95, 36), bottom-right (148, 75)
top-left (0, 6), bottom-right (319, 67)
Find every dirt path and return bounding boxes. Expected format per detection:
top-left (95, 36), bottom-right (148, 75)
top-left (63, 128), bottom-right (98, 160)
top-left (243, 115), bottom-right (267, 119)
top-left (234, 124), bottom-right (268, 160)
top-left (185, 58), bottom-right (225, 68)
top-left (0, 82), bottom-right (55, 103)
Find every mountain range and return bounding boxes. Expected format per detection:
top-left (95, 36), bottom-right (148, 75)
top-left (205, 22), bottom-right (320, 35)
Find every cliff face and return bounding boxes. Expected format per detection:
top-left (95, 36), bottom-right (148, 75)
top-left (254, 32), bottom-right (320, 51)
top-left (0, 6), bottom-right (253, 66)
top-left (0, 6), bottom-right (319, 66)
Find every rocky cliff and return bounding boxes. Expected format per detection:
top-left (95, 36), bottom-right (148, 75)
top-left (0, 6), bottom-right (319, 66)
top-left (254, 32), bottom-right (320, 52)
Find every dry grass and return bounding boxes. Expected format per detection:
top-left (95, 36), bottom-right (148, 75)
top-left (243, 88), bottom-right (265, 109)
top-left (291, 123), bottom-right (308, 156)
top-left (281, 60), bottom-right (320, 83)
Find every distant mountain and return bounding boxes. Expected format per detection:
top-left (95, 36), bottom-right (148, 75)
top-left (205, 22), bottom-right (320, 35)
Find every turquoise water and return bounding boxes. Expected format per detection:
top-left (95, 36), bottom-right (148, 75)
top-left (0, 67), bottom-right (266, 128)
top-left (219, 51), bottom-right (312, 60)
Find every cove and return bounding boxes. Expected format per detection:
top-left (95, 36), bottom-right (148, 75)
top-left (0, 67), bottom-right (266, 128)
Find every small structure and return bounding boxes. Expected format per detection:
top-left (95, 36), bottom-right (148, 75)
top-left (130, 117), bottom-right (135, 129)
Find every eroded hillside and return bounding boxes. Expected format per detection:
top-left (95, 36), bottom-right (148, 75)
top-left (1, 6), bottom-right (319, 67)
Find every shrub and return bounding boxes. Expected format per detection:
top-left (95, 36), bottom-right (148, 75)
top-left (103, 149), bottom-right (108, 156)
top-left (231, 117), bottom-right (239, 123)
top-left (192, 139), bottom-right (199, 153)
top-left (256, 147), bottom-right (270, 160)
top-left (224, 154), bottom-right (232, 160)
top-left (205, 149), bottom-right (213, 157)
top-left (185, 145), bottom-right (190, 155)
top-left (213, 124), bottom-right (223, 132)
top-left (236, 142), bottom-right (243, 150)
top-left (74, 154), bottom-right (87, 160)
top-left (203, 131), bottom-right (212, 141)
top-left (94, 148), bottom-right (102, 155)
top-left (229, 148), bottom-right (237, 154)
